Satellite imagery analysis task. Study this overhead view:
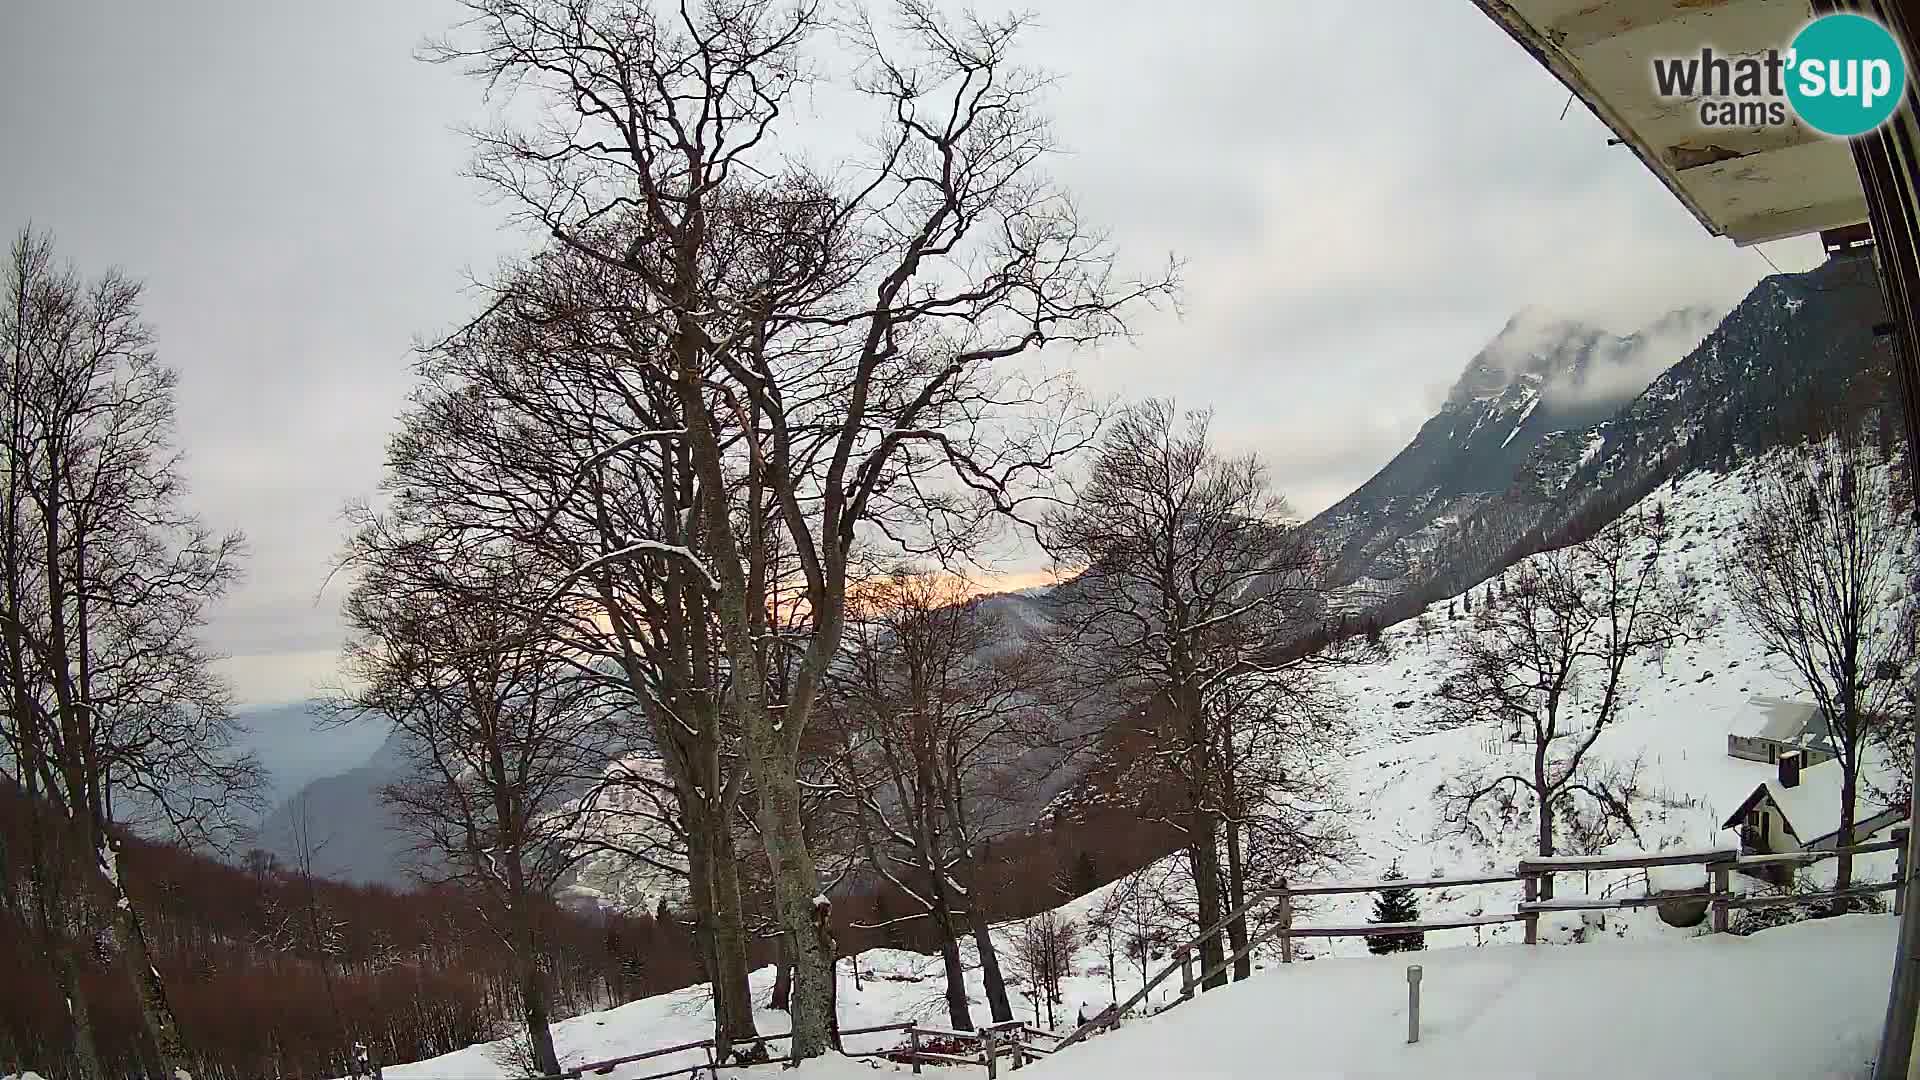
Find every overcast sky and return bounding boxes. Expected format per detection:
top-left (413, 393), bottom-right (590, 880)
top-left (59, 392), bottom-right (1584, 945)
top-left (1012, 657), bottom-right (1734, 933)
top-left (1, 1), bottom-right (1824, 707)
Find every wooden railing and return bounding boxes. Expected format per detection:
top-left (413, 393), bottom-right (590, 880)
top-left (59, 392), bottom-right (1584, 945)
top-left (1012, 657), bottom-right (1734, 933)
top-left (1060, 826), bottom-right (1912, 1049)
top-left (524, 1017), bottom-right (1063, 1080)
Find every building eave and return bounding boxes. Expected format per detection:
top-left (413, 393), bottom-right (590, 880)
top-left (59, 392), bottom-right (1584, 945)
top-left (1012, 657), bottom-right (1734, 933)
top-left (1470, 0), bottom-right (1871, 245)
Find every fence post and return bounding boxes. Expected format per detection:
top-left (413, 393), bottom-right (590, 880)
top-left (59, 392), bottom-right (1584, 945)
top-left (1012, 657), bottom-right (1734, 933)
top-left (1406, 965), bottom-right (1423, 1045)
top-left (1522, 872), bottom-right (1539, 945)
top-left (1179, 947), bottom-right (1195, 999)
top-left (1897, 827), bottom-right (1911, 917)
top-left (982, 1026), bottom-right (997, 1080)
top-left (908, 1029), bottom-right (921, 1075)
top-left (1711, 862), bottom-right (1731, 933)
top-left (1279, 877), bottom-right (1294, 964)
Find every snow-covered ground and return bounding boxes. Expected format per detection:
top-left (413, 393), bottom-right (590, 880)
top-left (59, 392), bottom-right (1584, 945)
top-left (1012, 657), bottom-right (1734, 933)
top-left (371, 914), bottom-right (1900, 1080)
top-left (1300, 457), bottom-right (1905, 953)
top-left (990, 914), bottom-right (1898, 1080)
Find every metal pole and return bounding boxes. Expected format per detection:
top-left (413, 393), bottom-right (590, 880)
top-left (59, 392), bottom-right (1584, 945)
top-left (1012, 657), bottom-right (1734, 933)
top-left (1407, 966), bottom-right (1423, 1045)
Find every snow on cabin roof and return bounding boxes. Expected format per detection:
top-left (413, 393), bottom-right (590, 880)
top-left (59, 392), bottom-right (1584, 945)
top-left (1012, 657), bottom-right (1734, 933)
top-left (1721, 750), bottom-right (1896, 843)
top-left (1731, 696), bottom-right (1825, 743)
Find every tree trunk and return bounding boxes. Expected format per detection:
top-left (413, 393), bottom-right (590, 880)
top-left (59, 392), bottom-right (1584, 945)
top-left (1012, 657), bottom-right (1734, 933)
top-left (1186, 827), bottom-right (1228, 991)
top-left (702, 810), bottom-right (760, 1059)
top-left (750, 748), bottom-right (832, 1059)
top-left (53, 935), bottom-right (103, 1080)
top-left (506, 873), bottom-right (560, 1077)
top-left (518, 954), bottom-right (561, 1079)
top-left (652, 683), bottom-right (759, 1060)
top-left (102, 840), bottom-right (194, 1080)
top-left (1535, 756), bottom-right (1556, 902)
top-left (1223, 818), bottom-right (1250, 982)
top-left (930, 891), bottom-right (973, 1030)
top-left (771, 937), bottom-right (792, 1012)
top-left (1838, 764), bottom-right (1860, 891)
top-left (964, 901), bottom-right (1014, 1023)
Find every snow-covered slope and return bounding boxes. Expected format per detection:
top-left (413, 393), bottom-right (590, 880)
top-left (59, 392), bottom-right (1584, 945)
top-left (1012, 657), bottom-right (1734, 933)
top-left (368, 912), bottom-right (1901, 1080)
top-left (1303, 451), bottom-right (1906, 950)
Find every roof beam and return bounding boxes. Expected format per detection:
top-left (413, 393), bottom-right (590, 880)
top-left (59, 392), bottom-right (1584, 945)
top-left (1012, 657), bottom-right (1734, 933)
top-left (1548, 0), bottom-right (1741, 52)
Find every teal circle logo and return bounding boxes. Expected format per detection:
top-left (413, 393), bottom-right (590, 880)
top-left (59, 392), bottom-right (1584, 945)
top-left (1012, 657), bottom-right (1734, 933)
top-left (1786, 14), bottom-right (1907, 137)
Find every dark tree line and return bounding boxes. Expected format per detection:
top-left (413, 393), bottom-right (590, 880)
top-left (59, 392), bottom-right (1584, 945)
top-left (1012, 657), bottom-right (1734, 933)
top-left (0, 780), bottom-right (705, 1080)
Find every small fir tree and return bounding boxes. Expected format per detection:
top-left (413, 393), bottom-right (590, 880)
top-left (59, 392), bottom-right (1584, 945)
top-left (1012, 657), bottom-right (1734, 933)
top-left (1366, 861), bottom-right (1425, 955)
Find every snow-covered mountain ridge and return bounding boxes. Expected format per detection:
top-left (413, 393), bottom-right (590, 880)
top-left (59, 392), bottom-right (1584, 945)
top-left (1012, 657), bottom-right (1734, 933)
top-left (1309, 251), bottom-right (1889, 617)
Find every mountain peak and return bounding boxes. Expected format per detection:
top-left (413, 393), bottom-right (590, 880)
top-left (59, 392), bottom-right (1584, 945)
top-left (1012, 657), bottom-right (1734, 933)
top-left (1447, 309), bottom-right (1608, 408)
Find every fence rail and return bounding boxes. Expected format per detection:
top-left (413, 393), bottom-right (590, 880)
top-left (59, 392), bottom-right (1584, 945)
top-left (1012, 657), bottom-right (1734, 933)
top-left (533, 1017), bottom-right (1063, 1080)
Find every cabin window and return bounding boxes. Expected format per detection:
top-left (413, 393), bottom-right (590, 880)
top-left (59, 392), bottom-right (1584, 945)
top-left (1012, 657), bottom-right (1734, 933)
top-left (1767, 745), bottom-right (1779, 764)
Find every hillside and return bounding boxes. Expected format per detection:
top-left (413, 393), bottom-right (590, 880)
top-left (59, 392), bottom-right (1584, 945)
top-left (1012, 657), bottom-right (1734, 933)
top-left (1305, 453), bottom-right (1903, 948)
top-left (255, 726), bottom-right (425, 887)
top-left (1309, 251), bottom-right (1889, 615)
top-left (1306, 305), bottom-right (1717, 609)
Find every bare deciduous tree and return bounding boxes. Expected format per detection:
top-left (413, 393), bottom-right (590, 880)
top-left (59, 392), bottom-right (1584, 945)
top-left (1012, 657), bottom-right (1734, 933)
top-left (1440, 507), bottom-right (1695, 896)
top-left (423, 0), bottom-right (1171, 1056)
top-left (1722, 431), bottom-right (1918, 888)
top-left (368, 237), bottom-right (773, 1059)
top-left (1009, 910), bottom-right (1077, 1030)
top-left (1041, 399), bottom-right (1336, 989)
top-left (0, 226), bottom-right (257, 1080)
top-left (821, 568), bottom-right (1051, 1028)
top-left (336, 550), bottom-right (615, 1078)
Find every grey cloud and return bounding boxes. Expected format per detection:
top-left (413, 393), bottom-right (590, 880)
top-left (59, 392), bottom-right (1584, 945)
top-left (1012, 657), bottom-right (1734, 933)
top-left (1, 0), bottom-right (1826, 703)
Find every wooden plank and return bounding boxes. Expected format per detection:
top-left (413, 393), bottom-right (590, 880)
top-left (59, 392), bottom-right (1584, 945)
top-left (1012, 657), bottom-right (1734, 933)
top-left (904, 1052), bottom-right (982, 1066)
top-left (1518, 848), bottom-right (1737, 873)
top-left (1289, 914), bottom-right (1520, 938)
top-left (837, 1022), bottom-right (913, 1038)
top-left (1729, 851), bottom-right (1830, 868)
top-left (1287, 872), bottom-right (1522, 896)
top-left (1518, 890), bottom-right (1730, 913)
top-left (909, 1027), bottom-right (980, 1041)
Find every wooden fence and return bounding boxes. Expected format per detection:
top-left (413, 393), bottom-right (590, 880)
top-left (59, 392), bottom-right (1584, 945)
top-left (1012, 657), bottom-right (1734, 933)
top-left (1058, 826), bottom-right (1910, 1049)
top-left (519, 1017), bottom-right (1064, 1080)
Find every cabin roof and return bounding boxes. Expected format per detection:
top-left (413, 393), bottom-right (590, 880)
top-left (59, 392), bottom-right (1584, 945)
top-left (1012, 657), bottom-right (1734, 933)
top-left (1731, 696), bottom-right (1826, 743)
top-left (1720, 750), bottom-right (1896, 841)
